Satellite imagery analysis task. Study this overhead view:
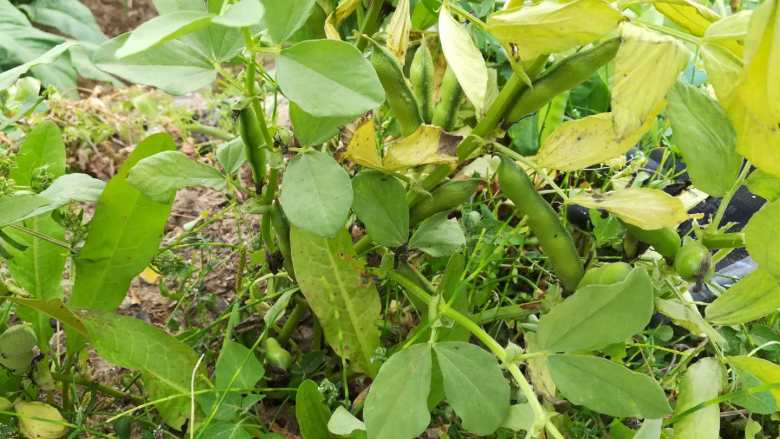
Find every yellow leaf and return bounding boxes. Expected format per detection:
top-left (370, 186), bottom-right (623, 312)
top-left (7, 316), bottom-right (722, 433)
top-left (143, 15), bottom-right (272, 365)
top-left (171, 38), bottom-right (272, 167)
top-left (611, 23), bottom-right (689, 138)
top-left (140, 267), bottom-right (160, 285)
top-left (724, 0), bottom-right (780, 177)
top-left (439, 5), bottom-right (489, 114)
top-left (534, 102), bottom-right (663, 171)
top-left (653, 0), bottom-right (720, 36)
top-left (383, 124), bottom-right (459, 170)
top-left (703, 10), bottom-right (752, 57)
top-left (728, 356), bottom-right (780, 406)
top-left (570, 188), bottom-right (688, 230)
top-left (344, 118), bottom-right (383, 169)
top-left (387, 0), bottom-right (411, 61)
top-left (486, 0), bottom-right (623, 61)
top-left (325, 0), bottom-right (361, 40)
top-left (15, 401), bottom-right (67, 439)
top-left (701, 42), bottom-right (743, 102)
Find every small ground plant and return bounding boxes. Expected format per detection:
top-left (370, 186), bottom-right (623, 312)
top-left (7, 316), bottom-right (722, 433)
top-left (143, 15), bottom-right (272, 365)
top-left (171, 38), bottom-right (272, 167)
top-left (1, 0), bottom-right (780, 437)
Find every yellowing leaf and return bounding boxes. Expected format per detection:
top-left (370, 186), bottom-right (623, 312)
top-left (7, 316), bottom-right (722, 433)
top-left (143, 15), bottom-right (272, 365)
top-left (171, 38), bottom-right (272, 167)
top-left (704, 10), bottom-right (752, 57)
top-left (486, 0), bottom-right (623, 61)
top-left (345, 118), bottom-right (383, 169)
top-left (728, 356), bottom-right (780, 406)
top-left (701, 43), bottom-right (743, 102)
top-left (570, 188), bottom-right (688, 230)
top-left (724, 0), bottom-right (780, 177)
top-left (611, 23), bottom-right (689, 138)
top-left (653, 0), bottom-right (719, 36)
top-left (325, 0), bottom-right (360, 40)
top-left (383, 125), bottom-right (459, 170)
top-left (15, 401), bottom-right (67, 439)
top-left (387, 0), bottom-right (411, 61)
top-left (534, 102), bottom-right (663, 171)
top-left (139, 267), bottom-right (160, 284)
top-left (439, 6), bottom-right (489, 114)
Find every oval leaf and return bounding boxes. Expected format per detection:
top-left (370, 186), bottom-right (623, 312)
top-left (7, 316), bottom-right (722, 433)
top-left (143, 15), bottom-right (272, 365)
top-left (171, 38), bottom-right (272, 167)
top-left (352, 171), bottom-right (409, 247)
top-left (745, 199), bottom-right (780, 281)
top-left (549, 354), bottom-right (672, 418)
top-left (674, 357), bottom-right (722, 439)
top-left (706, 269), bottom-right (780, 325)
top-left (537, 268), bottom-right (654, 352)
top-left (280, 151), bottom-right (353, 237)
top-left (439, 6), bottom-right (488, 114)
top-left (277, 39), bottom-right (385, 118)
top-left (409, 212), bottom-right (466, 258)
top-left (127, 151), bottom-right (226, 203)
top-left (116, 11), bottom-right (215, 58)
top-left (570, 188), bottom-right (688, 230)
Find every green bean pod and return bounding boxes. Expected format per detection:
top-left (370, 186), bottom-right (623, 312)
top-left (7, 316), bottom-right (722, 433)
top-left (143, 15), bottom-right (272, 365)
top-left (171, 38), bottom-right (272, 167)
top-left (432, 66), bottom-right (464, 131)
top-left (410, 178), bottom-right (481, 224)
top-left (624, 223), bottom-right (681, 263)
top-left (505, 38), bottom-right (621, 124)
top-left (497, 157), bottom-right (583, 292)
top-left (410, 40), bottom-right (435, 124)
top-left (270, 200), bottom-right (293, 276)
top-left (238, 105), bottom-right (267, 193)
top-left (370, 41), bottom-right (423, 136)
top-left (263, 337), bottom-right (292, 371)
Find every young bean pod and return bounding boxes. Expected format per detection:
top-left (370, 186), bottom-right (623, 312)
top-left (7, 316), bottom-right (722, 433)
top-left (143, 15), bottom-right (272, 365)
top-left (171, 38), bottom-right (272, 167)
top-left (431, 66), bottom-right (464, 131)
top-left (370, 41), bottom-right (423, 136)
top-left (674, 239), bottom-right (712, 280)
top-left (497, 157), bottom-right (584, 291)
top-left (624, 224), bottom-right (681, 263)
top-left (238, 105), bottom-right (267, 193)
top-left (410, 178), bottom-right (481, 224)
top-left (410, 40), bottom-right (435, 124)
top-left (505, 38), bottom-right (621, 124)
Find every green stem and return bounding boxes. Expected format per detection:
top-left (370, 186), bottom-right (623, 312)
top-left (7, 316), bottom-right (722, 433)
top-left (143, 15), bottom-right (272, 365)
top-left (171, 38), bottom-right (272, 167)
top-left (356, 0), bottom-right (385, 50)
top-left (51, 373), bottom-right (143, 405)
top-left (473, 304), bottom-right (535, 324)
top-left (190, 123), bottom-right (234, 141)
top-left (241, 27), bottom-right (274, 190)
top-left (388, 269), bottom-right (561, 438)
top-left (457, 56), bottom-right (548, 160)
top-left (702, 231), bottom-right (745, 249)
top-left (709, 164), bottom-right (751, 231)
top-left (7, 224), bottom-right (70, 250)
top-left (277, 299), bottom-right (307, 344)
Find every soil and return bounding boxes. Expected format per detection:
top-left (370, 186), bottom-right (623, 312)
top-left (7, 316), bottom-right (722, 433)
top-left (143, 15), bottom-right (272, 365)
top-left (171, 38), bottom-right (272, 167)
top-left (81, 0), bottom-right (158, 37)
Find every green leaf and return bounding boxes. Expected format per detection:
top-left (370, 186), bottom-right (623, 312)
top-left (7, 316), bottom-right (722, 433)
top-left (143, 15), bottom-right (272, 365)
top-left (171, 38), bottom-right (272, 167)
top-left (215, 341), bottom-right (264, 390)
top-left (656, 298), bottom-right (727, 346)
top-left (261, 0), bottom-right (316, 43)
top-left (199, 422), bottom-right (252, 439)
top-left (745, 199), bottom-right (780, 281)
top-left (364, 344), bottom-right (432, 439)
top-left (290, 226), bottom-right (381, 375)
top-left (0, 195), bottom-right (49, 228)
top-left (433, 342), bottom-right (510, 435)
top-left (280, 151), bottom-right (353, 237)
top-left (728, 356), bottom-right (780, 414)
top-left (7, 298), bottom-right (87, 336)
top-left (212, 0), bottom-right (264, 27)
top-left (116, 11), bottom-right (215, 58)
top-left (10, 121), bottom-right (66, 185)
top-left (667, 82), bottom-right (741, 197)
top-left (0, 41), bottom-right (77, 91)
top-left (277, 40), bottom-right (385, 118)
top-left (706, 269), bottom-right (780, 325)
top-left (127, 151), bottom-right (226, 202)
top-left (289, 102), bottom-right (354, 146)
top-left (70, 133), bottom-right (176, 312)
top-left (154, 0), bottom-right (205, 13)
top-left (438, 6), bottom-right (488, 114)
top-left (296, 380), bottom-right (334, 439)
top-left (548, 354), bottom-right (672, 418)
top-left (409, 212), bottom-right (465, 257)
top-left (634, 419), bottom-right (663, 439)
top-left (746, 169), bottom-right (780, 201)
top-left (19, 0), bottom-right (106, 44)
top-left (536, 268), bottom-right (654, 352)
top-left (501, 403), bottom-right (535, 432)
top-left (328, 406), bottom-right (366, 437)
top-left (79, 311), bottom-right (200, 429)
top-left (36, 173), bottom-right (105, 206)
top-left (674, 357), bottom-right (722, 439)
top-left (351, 171), bottom-right (409, 247)
top-left (95, 34), bottom-right (216, 95)
top-left (216, 138), bottom-right (246, 174)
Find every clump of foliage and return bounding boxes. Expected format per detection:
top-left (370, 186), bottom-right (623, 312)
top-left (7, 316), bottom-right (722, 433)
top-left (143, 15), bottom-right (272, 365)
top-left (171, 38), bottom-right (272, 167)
top-left (1, 0), bottom-right (780, 438)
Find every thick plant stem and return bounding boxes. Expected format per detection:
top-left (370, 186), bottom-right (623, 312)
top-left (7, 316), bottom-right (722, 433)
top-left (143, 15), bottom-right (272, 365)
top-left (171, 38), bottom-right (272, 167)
top-left (356, 0), bottom-right (385, 50)
top-left (456, 56), bottom-right (548, 160)
top-left (709, 163), bottom-right (751, 231)
top-left (277, 299), bottom-right (307, 344)
top-left (388, 269), bottom-right (562, 439)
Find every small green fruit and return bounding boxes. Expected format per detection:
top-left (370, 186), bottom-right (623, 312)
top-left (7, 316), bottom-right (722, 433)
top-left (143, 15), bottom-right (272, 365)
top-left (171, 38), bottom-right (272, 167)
top-left (578, 262), bottom-right (633, 289)
top-left (0, 325), bottom-right (37, 375)
top-left (263, 337), bottom-right (292, 371)
top-left (674, 240), bottom-right (712, 280)
top-left (15, 401), bottom-right (67, 439)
